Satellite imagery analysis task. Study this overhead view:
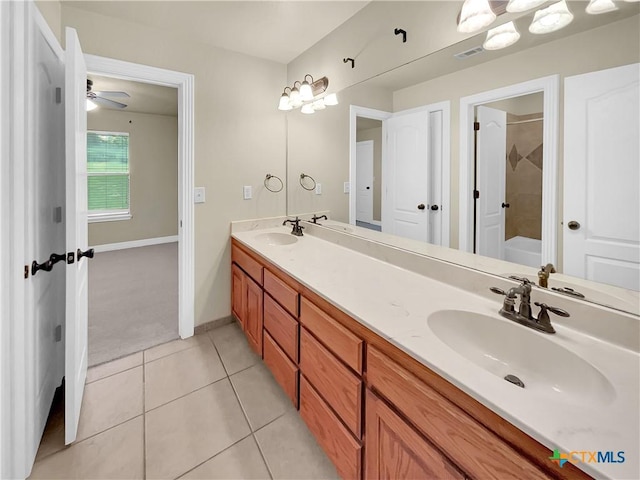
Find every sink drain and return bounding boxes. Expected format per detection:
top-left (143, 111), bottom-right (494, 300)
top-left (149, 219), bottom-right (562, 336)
top-left (504, 374), bottom-right (525, 388)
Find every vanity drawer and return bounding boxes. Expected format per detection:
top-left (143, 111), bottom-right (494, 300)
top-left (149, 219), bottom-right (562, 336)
top-left (264, 293), bottom-right (299, 363)
top-left (300, 297), bottom-right (363, 373)
top-left (263, 331), bottom-right (298, 408)
top-left (366, 347), bottom-right (547, 480)
top-left (232, 243), bottom-right (263, 285)
top-left (264, 268), bottom-right (298, 317)
top-left (300, 328), bottom-right (362, 437)
top-left (300, 376), bottom-right (362, 480)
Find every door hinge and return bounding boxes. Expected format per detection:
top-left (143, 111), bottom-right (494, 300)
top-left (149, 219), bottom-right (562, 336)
top-left (55, 87), bottom-right (62, 104)
top-left (474, 122), bottom-right (480, 131)
top-left (67, 251), bottom-right (75, 264)
top-left (24, 265), bottom-right (29, 279)
top-left (474, 190), bottom-right (480, 199)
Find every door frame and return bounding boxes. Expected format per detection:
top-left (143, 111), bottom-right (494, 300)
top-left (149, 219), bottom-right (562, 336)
top-left (459, 75), bottom-right (559, 265)
top-left (349, 105), bottom-right (391, 225)
top-left (84, 55), bottom-right (195, 338)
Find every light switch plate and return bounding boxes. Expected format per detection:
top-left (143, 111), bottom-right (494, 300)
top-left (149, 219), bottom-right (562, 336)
top-left (315, 183), bottom-right (322, 195)
top-left (194, 187), bottom-right (206, 203)
top-left (243, 185), bottom-right (252, 200)
top-left (343, 182), bottom-right (350, 194)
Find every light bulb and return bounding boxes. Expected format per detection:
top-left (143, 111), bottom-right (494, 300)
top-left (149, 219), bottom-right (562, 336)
top-left (586, 0), bottom-right (618, 14)
top-left (529, 0), bottom-right (573, 34)
top-left (506, 0), bottom-right (546, 13)
top-left (483, 21), bottom-right (520, 50)
top-left (300, 79), bottom-right (313, 101)
top-left (312, 99), bottom-right (326, 110)
top-left (301, 104), bottom-right (315, 114)
top-left (457, 0), bottom-right (496, 34)
top-left (323, 93), bottom-right (338, 106)
top-left (290, 87), bottom-right (302, 107)
top-left (86, 99), bottom-right (98, 111)
top-left (278, 93), bottom-right (292, 111)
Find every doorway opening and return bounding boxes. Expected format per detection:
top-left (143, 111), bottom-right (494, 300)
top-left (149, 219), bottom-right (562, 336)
top-left (355, 118), bottom-right (382, 232)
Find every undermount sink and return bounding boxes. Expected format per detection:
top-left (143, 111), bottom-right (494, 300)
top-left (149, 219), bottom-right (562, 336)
top-left (255, 232), bottom-right (298, 246)
top-left (427, 310), bottom-right (615, 406)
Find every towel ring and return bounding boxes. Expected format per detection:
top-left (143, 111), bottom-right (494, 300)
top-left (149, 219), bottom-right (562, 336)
top-left (264, 174), bottom-right (283, 193)
top-left (299, 173), bottom-right (316, 191)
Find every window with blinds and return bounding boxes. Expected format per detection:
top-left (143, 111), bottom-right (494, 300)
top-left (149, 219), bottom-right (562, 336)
top-left (87, 131), bottom-right (130, 221)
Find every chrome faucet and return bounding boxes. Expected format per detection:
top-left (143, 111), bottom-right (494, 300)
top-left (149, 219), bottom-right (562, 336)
top-left (283, 217), bottom-right (304, 236)
top-left (310, 214), bottom-right (328, 224)
top-left (490, 278), bottom-right (569, 334)
top-left (538, 263), bottom-right (556, 288)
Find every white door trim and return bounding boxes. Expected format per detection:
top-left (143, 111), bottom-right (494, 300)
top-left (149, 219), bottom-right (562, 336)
top-left (84, 55), bottom-right (195, 338)
top-left (427, 100), bottom-right (451, 248)
top-left (349, 105), bottom-right (392, 225)
top-left (459, 75), bottom-right (559, 264)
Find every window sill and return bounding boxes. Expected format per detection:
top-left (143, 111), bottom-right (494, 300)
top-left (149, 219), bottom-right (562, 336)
top-left (88, 212), bottom-right (132, 223)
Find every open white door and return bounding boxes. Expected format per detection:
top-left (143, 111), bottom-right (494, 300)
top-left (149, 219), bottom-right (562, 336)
top-left (356, 140), bottom-right (374, 224)
top-left (476, 106), bottom-right (506, 260)
top-left (383, 109), bottom-right (429, 241)
top-left (64, 27), bottom-right (89, 445)
top-left (564, 63), bottom-right (640, 290)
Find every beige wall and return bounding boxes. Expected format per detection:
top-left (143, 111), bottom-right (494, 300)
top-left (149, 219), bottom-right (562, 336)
top-left (356, 126), bottom-right (382, 222)
top-left (287, 84), bottom-right (392, 220)
top-left (59, 5), bottom-right (287, 326)
top-left (393, 15), bottom-right (639, 255)
top-left (36, 1), bottom-right (61, 42)
top-left (87, 109), bottom-right (178, 246)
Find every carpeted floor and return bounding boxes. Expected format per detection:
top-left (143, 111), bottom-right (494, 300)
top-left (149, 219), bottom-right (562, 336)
top-left (88, 242), bottom-right (179, 366)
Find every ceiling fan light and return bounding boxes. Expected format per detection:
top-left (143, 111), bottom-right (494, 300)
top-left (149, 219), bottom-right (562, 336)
top-left (586, 0), bottom-right (618, 14)
top-left (506, 0), bottom-right (547, 13)
top-left (457, 0), bottom-right (496, 34)
top-left (301, 104), bottom-right (315, 114)
top-left (483, 21), bottom-right (520, 50)
top-left (529, 0), bottom-right (573, 34)
top-left (86, 99), bottom-right (98, 111)
top-left (323, 93), bottom-right (339, 106)
top-left (278, 93), bottom-right (292, 111)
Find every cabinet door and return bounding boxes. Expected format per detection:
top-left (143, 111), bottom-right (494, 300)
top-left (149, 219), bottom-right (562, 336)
top-left (365, 390), bottom-right (465, 480)
top-left (231, 264), bottom-right (245, 329)
top-left (244, 275), bottom-right (263, 355)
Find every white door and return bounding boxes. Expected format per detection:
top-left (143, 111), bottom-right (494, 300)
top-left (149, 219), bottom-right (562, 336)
top-left (64, 27), bottom-right (89, 445)
top-left (476, 106), bottom-right (507, 260)
top-left (564, 63), bottom-right (640, 291)
top-left (428, 110), bottom-right (443, 245)
top-left (356, 140), bottom-right (374, 224)
top-left (383, 109), bottom-right (429, 241)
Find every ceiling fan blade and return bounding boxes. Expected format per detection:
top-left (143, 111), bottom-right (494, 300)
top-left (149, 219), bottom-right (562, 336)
top-left (95, 91), bottom-right (130, 98)
top-left (92, 96), bottom-right (128, 109)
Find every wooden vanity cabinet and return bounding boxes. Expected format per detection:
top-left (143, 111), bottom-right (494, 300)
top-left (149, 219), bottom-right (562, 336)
top-left (231, 262), bottom-right (263, 355)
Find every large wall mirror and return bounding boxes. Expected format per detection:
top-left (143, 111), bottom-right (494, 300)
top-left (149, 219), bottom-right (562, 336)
top-left (286, 2), bottom-right (640, 315)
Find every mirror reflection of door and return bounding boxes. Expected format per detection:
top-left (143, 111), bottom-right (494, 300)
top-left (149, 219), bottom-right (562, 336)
top-left (356, 140), bottom-right (375, 225)
top-left (474, 93), bottom-right (544, 268)
top-left (355, 118), bottom-right (383, 231)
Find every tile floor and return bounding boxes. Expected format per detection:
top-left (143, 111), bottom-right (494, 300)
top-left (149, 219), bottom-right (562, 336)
top-left (30, 322), bottom-right (339, 480)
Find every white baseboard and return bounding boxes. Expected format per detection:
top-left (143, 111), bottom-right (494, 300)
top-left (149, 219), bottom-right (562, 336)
top-left (92, 235), bottom-right (179, 253)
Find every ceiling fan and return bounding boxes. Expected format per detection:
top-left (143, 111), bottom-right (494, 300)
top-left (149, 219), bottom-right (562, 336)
top-left (86, 79), bottom-right (129, 109)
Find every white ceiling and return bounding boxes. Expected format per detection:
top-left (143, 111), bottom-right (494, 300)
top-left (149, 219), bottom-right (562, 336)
top-left (64, 1), bottom-right (370, 64)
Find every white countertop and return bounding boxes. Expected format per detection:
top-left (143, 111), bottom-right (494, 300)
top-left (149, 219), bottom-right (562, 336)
top-left (232, 225), bottom-right (640, 479)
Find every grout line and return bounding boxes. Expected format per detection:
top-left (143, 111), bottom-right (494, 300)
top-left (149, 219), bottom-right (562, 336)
top-left (144, 375), bottom-right (229, 414)
top-left (143, 358), bottom-right (147, 480)
top-left (143, 338), bottom-right (206, 366)
top-left (86, 362), bottom-right (143, 385)
top-left (252, 430), bottom-right (275, 480)
top-left (175, 432), bottom-right (254, 479)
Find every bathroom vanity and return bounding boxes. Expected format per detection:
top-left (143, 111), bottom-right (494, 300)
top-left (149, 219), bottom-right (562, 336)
top-left (230, 220), bottom-right (639, 480)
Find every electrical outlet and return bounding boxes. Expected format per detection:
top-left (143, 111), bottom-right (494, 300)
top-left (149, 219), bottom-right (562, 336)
top-left (243, 186), bottom-right (252, 200)
top-left (315, 183), bottom-right (322, 195)
top-left (194, 187), bottom-right (206, 204)
top-left (344, 182), bottom-right (350, 194)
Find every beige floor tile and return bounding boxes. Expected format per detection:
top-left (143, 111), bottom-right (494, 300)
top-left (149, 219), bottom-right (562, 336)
top-left (86, 352), bottom-right (143, 384)
top-left (145, 340), bottom-right (227, 411)
top-left (254, 411), bottom-right (338, 480)
top-left (29, 416), bottom-right (144, 479)
top-left (76, 366), bottom-right (143, 442)
top-left (231, 363), bottom-right (294, 431)
top-left (145, 379), bottom-right (251, 479)
top-left (180, 436), bottom-right (270, 479)
top-left (144, 333), bottom-right (212, 363)
top-left (208, 322), bottom-right (260, 375)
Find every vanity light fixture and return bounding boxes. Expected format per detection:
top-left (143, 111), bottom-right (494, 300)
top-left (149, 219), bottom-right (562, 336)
top-left (289, 82), bottom-right (303, 108)
top-left (300, 75), bottom-right (314, 101)
top-left (312, 99), bottom-right (326, 110)
top-left (586, 0), bottom-right (618, 14)
top-left (278, 87), bottom-right (293, 111)
top-left (506, 0), bottom-right (547, 13)
top-left (323, 93), bottom-right (339, 106)
top-left (301, 104), bottom-right (315, 114)
top-left (483, 21), bottom-right (521, 50)
top-left (457, 0), bottom-right (496, 34)
top-left (86, 99), bottom-right (98, 111)
top-left (277, 75), bottom-right (336, 113)
top-left (529, 0), bottom-right (574, 34)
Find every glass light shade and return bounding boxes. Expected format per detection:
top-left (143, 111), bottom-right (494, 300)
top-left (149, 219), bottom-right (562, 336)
top-left (483, 21), bottom-right (520, 50)
top-left (457, 0), bottom-right (496, 34)
top-left (289, 87), bottom-right (302, 107)
top-left (323, 93), bottom-right (339, 106)
top-left (586, 0), bottom-right (618, 14)
top-left (86, 99), bottom-right (98, 111)
top-left (300, 80), bottom-right (313, 101)
top-left (278, 94), bottom-right (292, 111)
top-left (529, 0), bottom-right (573, 34)
top-left (312, 99), bottom-right (326, 110)
top-left (301, 104), bottom-right (315, 114)
top-left (506, 0), bottom-right (547, 13)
